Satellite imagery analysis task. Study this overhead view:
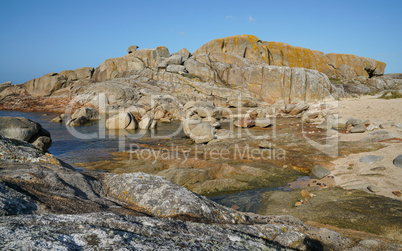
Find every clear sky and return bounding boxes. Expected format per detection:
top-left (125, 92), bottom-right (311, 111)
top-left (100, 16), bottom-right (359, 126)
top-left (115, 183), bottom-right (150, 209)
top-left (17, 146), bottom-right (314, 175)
top-left (1, 0), bottom-right (401, 84)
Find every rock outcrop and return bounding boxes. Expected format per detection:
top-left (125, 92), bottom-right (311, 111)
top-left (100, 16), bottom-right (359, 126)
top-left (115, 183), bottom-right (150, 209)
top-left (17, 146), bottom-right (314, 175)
top-left (0, 117), bottom-right (52, 152)
top-left (191, 35), bottom-right (385, 80)
top-left (1, 34), bottom-right (396, 114)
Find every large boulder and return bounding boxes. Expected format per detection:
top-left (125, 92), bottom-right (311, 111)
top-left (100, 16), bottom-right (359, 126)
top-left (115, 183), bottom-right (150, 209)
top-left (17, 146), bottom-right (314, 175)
top-left (189, 123), bottom-right (215, 144)
top-left (71, 107), bottom-right (100, 121)
top-left (93, 46), bottom-right (169, 82)
top-left (0, 117), bottom-right (41, 142)
top-left (106, 112), bottom-right (138, 130)
top-left (183, 119), bottom-right (202, 137)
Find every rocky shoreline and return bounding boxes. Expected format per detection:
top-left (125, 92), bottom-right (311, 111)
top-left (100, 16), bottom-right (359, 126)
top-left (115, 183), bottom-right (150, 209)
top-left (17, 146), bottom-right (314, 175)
top-left (1, 34), bottom-right (402, 249)
top-left (0, 121), bottom-right (401, 250)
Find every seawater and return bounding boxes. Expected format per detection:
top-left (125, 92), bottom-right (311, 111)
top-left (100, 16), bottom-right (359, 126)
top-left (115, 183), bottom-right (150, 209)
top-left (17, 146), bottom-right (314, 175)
top-left (0, 110), bottom-right (184, 164)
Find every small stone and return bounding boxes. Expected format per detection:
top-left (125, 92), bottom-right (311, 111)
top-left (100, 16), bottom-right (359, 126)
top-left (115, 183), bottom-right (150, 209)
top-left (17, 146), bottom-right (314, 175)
top-left (255, 118), bottom-right (272, 128)
top-left (370, 166), bottom-right (386, 171)
top-left (300, 190), bottom-right (314, 198)
top-left (350, 124), bottom-right (366, 133)
top-left (367, 185), bottom-right (381, 193)
top-left (309, 165), bottom-right (330, 179)
top-left (393, 155), bottom-right (402, 168)
top-left (380, 121), bottom-right (393, 129)
top-left (259, 141), bottom-right (273, 149)
top-left (366, 124), bottom-right (375, 131)
top-left (392, 191), bottom-right (401, 197)
top-left (359, 155), bottom-right (383, 164)
top-left (231, 205), bottom-right (240, 210)
top-left (396, 123), bottom-right (402, 129)
top-left (295, 202), bottom-right (302, 207)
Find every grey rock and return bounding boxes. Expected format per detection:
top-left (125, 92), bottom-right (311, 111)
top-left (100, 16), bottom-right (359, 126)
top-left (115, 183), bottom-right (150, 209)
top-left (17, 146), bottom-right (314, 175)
top-left (350, 124), bottom-right (366, 133)
top-left (288, 102), bottom-right (309, 115)
top-left (32, 136), bottom-right (52, 152)
top-left (183, 119), bottom-right (202, 136)
top-left (228, 99), bottom-right (258, 108)
top-left (66, 116), bottom-right (89, 127)
top-left (309, 165), bottom-right (331, 179)
top-left (370, 130), bottom-right (389, 135)
top-left (255, 118), bottom-right (272, 128)
top-left (138, 115), bottom-right (156, 130)
top-left (367, 185), bottom-right (381, 193)
top-left (0, 81), bottom-right (12, 92)
top-left (172, 48), bottom-right (191, 62)
top-left (51, 116), bottom-right (63, 123)
top-left (166, 65), bottom-right (186, 73)
top-left (396, 123), bottom-right (402, 129)
top-left (0, 212), bottom-right (311, 250)
top-left (393, 155), bottom-right (402, 168)
top-left (347, 118), bottom-right (363, 126)
top-left (366, 124), bottom-right (375, 131)
top-left (380, 121), bottom-right (394, 129)
top-left (359, 155), bottom-right (383, 164)
top-left (166, 54), bottom-right (183, 65)
top-left (284, 104), bottom-right (296, 113)
top-left (106, 112), bottom-right (132, 129)
top-left (189, 123), bottom-right (215, 144)
top-left (370, 166), bottom-right (386, 171)
top-left (0, 117), bottom-right (41, 142)
top-left (257, 109), bottom-right (266, 118)
top-left (127, 45), bottom-right (139, 54)
top-left (71, 107), bottom-right (100, 121)
top-left (0, 135), bottom-right (58, 164)
top-left (332, 117), bottom-right (349, 130)
top-left (0, 181), bottom-right (40, 216)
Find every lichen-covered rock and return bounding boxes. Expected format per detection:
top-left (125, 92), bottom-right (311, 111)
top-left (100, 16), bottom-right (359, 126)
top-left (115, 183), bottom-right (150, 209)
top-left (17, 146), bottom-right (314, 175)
top-left (193, 34), bottom-right (385, 80)
top-left (0, 135), bottom-right (58, 164)
top-left (0, 181), bottom-right (40, 216)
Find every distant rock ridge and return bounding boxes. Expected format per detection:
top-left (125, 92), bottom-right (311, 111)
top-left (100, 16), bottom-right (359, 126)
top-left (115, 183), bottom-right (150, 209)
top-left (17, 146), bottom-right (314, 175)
top-left (1, 34), bottom-right (399, 113)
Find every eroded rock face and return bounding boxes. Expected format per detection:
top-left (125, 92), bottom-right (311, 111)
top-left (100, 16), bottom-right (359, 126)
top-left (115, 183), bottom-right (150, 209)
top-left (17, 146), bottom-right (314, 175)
top-left (192, 35), bottom-right (385, 80)
top-left (23, 67), bottom-right (94, 96)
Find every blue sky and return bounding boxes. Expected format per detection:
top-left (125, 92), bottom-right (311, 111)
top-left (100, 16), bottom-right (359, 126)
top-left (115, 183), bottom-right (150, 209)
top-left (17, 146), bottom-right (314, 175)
top-left (1, 0), bottom-right (401, 84)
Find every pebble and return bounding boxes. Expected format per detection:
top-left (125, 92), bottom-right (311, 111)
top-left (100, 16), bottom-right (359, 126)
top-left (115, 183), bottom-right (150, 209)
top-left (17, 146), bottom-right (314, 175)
top-left (367, 185), bottom-right (381, 193)
top-left (295, 202), bottom-right (302, 207)
top-left (359, 155), bottom-right (384, 164)
top-left (392, 191), bottom-right (402, 197)
top-left (393, 155), bottom-right (402, 168)
top-left (370, 166), bottom-right (386, 171)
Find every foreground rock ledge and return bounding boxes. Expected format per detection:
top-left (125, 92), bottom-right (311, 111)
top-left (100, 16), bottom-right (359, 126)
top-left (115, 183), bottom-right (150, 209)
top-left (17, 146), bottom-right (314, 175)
top-left (0, 137), bottom-right (401, 250)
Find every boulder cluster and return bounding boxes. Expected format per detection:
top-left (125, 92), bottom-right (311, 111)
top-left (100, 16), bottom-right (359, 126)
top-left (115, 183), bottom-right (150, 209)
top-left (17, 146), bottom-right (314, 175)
top-left (2, 34), bottom-right (400, 117)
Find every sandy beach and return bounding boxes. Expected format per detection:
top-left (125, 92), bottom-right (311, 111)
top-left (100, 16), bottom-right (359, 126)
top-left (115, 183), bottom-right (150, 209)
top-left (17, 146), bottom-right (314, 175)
top-left (329, 96), bottom-right (402, 201)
